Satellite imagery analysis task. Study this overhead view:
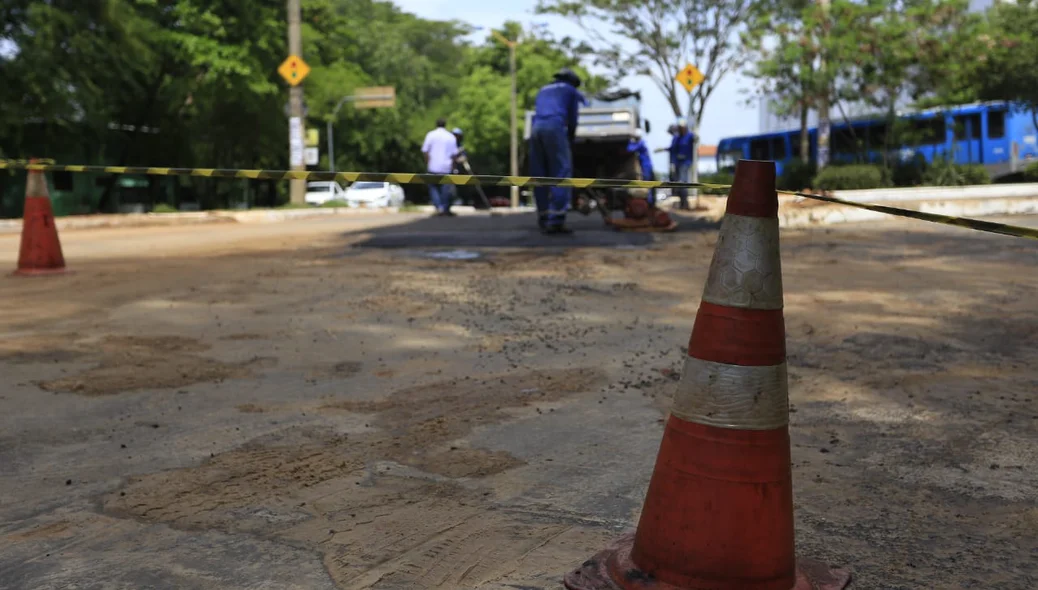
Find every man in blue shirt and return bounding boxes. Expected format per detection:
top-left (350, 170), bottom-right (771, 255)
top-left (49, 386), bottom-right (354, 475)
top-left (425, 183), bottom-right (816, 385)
top-left (529, 68), bottom-right (585, 235)
top-left (627, 129), bottom-right (656, 207)
top-left (669, 118), bottom-right (696, 210)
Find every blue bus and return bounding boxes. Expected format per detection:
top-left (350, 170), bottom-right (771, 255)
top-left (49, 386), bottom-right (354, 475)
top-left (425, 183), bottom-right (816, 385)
top-left (716, 101), bottom-right (1038, 180)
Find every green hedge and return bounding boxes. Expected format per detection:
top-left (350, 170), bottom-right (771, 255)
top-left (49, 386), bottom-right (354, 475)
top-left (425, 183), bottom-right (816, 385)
top-left (1023, 161), bottom-right (1038, 182)
top-left (778, 159), bottom-right (817, 191)
top-left (922, 159), bottom-right (991, 186)
top-left (813, 165), bottom-right (888, 190)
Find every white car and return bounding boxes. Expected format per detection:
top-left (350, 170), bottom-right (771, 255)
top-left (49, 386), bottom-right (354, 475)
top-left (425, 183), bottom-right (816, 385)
top-left (344, 181), bottom-right (406, 208)
top-left (304, 181), bottom-right (348, 206)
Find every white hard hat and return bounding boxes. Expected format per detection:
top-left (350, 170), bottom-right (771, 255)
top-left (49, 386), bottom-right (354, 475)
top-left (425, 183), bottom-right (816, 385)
top-left (676, 118), bottom-right (687, 127)
top-left (632, 129), bottom-right (643, 139)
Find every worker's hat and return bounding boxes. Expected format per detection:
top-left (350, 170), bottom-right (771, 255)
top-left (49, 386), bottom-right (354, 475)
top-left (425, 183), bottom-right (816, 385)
top-left (632, 129), bottom-right (644, 139)
top-left (553, 67), bottom-right (582, 88)
top-left (452, 127), bottom-right (463, 135)
top-left (676, 117), bottom-right (688, 127)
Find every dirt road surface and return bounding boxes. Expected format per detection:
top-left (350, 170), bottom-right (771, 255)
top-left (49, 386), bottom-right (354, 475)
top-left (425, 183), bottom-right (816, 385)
top-left (1, 211), bottom-right (1036, 589)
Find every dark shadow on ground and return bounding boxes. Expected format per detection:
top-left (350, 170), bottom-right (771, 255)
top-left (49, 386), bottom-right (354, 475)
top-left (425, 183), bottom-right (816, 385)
top-left (344, 209), bottom-right (722, 250)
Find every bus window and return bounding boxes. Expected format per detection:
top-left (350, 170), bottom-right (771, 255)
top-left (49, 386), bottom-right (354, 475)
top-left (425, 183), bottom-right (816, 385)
top-left (988, 110), bottom-right (1006, 139)
top-left (911, 117), bottom-right (945, 144)
top-left (866, 123), bottom-right (887, 149)
top-left (771, 137), bottom-right (787, 160)
top-left (750, 138), bottom-right (770, 160)
top-left (953, 113), bottom-right (981, 140)
top-left (717, 149), bottom-right (742, 173)
top-left (832, 127), bottom-right (858, 157)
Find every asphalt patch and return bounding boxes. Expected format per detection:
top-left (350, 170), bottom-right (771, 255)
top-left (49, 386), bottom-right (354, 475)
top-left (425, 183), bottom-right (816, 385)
top-left (356, 228), bottom-right (654, 249)
top-left (348, 213), bottom-right (657, 249)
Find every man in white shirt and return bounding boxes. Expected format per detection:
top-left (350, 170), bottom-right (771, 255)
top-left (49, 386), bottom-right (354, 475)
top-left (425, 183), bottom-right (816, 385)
top-left (421, 118), bottom-right (459, 216)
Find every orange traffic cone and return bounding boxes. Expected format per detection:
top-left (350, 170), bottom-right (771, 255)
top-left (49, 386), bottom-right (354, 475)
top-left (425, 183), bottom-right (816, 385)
top-left (13, 160), bottom-right (67, 276)
top-left (564, 159), bottom-right (850, 590)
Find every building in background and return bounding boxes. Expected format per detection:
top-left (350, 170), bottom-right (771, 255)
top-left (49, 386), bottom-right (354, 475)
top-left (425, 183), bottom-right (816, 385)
top-left (698, 145), bottom-right (718, 175)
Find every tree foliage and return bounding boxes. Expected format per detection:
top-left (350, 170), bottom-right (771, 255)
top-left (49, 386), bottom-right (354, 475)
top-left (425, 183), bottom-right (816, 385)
top-left (744, 0), bottom-right (989, 173)
top-left (963, 0), bottom-right (1038, 127)
top-left (0, 0), bottom-right (604, 211)
top-left (535, 0), bottom-right (767, 125)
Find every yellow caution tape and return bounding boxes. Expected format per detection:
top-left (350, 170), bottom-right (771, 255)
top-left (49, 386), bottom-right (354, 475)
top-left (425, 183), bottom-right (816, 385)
top-left (0, 158), bottom-right (56, 165)
top-left (779, 190), bottom-right (1038, 241)
top-left (2, 161), bottom-right (1036, 241)
top-left (0, 161), bottom-right (728, 191)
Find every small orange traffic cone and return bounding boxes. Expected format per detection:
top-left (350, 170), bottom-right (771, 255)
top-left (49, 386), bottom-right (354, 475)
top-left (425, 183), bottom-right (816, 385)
top-left (564, 159), bottom-right (850, 590)
top-left (13, 160), bottom-right (67, 276)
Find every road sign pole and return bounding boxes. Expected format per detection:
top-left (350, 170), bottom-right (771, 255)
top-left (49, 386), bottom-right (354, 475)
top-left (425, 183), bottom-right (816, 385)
top-left (674, 63), bottom-right (705, 210)
top-left (287, 0), bottom-right (306, 205)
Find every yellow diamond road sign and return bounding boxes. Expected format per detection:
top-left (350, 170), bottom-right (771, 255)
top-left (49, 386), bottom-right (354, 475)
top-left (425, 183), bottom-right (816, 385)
top-left (278, 55), bottom-right (311, 86)
top-left (675, 63), bottom-right (704, 93)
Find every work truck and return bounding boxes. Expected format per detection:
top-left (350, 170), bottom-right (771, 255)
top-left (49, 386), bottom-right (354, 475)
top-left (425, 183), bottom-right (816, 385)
top-left (522, 88), bottom-right (672, 229)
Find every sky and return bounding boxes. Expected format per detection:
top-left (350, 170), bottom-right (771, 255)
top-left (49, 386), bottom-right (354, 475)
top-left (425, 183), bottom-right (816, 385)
top-left (391, 0), bottom-right (762, 172)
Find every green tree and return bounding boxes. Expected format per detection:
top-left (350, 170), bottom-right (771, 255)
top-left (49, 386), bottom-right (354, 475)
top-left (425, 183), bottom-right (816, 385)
top-left (447, 21), bottom-right (608, 179)
top-left (847, 0), bottom-right (981, 162)
top-left (745, 0), bottom-right (840, 161)
top-left (1, 0), bottom-right (605, 211)
top-left (967, 0), bottom-right (1038, 130)
top-left (536, 0), bottom-right (770, 188)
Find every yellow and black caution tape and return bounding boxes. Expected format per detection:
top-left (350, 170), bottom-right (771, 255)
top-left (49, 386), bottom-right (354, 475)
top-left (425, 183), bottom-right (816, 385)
top-left (0, 161), bottom-right (727, 192)
top-left (0, 158), bottom-right (56, 166)
top-left (778, 190), bottom-right (1038, 241)
top-left (2, 160), bottom-right (1036, 242)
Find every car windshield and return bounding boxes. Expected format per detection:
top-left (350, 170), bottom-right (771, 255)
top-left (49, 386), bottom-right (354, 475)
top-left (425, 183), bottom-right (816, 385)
top-left (307, 184), bottom-right (331, 192)
top-left (352, 182), bottom-right (384, 189)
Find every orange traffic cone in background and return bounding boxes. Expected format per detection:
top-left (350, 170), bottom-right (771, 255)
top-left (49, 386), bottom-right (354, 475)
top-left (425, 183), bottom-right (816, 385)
top-left (564, 159), bottom-right (850, 590)
top-left (13, 160), bottom-right (67, 276)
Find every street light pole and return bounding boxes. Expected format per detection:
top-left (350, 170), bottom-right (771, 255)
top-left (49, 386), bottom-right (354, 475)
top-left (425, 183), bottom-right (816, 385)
top-left (489, 29), bottom-right (521, 209)
top-left (325, 92), bottom-right (394, 173)
top-left (327, 95), bottom-right (352, 173)
top-left (508, 41), bottom-right (519, 209)
top-left (327, 119), bottom-right (335, 173)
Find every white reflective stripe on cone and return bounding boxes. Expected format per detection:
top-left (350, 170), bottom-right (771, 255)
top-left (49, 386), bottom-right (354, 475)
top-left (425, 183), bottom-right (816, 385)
top-left (701, 213), bottom-right (784, 311)
top-left (670, 356), bottom-right (789, 431)
top-left (25, 170), bottom-right (50, 199)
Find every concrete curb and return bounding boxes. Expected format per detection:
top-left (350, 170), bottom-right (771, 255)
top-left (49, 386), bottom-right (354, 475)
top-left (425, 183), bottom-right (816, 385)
top-left (777, 197), bottom-right (1038, 229)
top-left (832, 183), bottom-right (1038, 203)
top-left (0, 205), bottom-right (538, 234)
top-left (1, 194), bottom-right (1034, 235)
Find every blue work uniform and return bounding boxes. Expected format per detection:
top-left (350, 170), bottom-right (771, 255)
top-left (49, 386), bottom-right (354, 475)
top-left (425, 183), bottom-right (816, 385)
top-left (528, 81), bottom-right (586, 227)
top-left (627, 138), bottom-right (656, 206)
top-left (669, 130), bottom-right (696, 205)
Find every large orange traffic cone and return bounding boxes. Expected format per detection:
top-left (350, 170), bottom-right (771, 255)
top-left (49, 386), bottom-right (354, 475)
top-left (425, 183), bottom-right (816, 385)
top-left (564, 159), bottom-right (850, 590)
top-left (13, 160), bottom-right (67, 276)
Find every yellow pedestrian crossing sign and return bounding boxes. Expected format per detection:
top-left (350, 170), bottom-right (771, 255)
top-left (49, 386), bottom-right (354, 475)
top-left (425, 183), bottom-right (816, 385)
top-left (675, 63), bottom-right (704, 93)
top-left (278, 55), bottom-right (311, 86)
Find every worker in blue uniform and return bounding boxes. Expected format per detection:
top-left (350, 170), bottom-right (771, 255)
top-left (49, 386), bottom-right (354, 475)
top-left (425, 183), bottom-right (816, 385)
top-left (627, 129), bottom-right (656, 207)
top-left (528, 68), bottom-right (586, 235)
top-left (669, 118), bottom-right (696, 210)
